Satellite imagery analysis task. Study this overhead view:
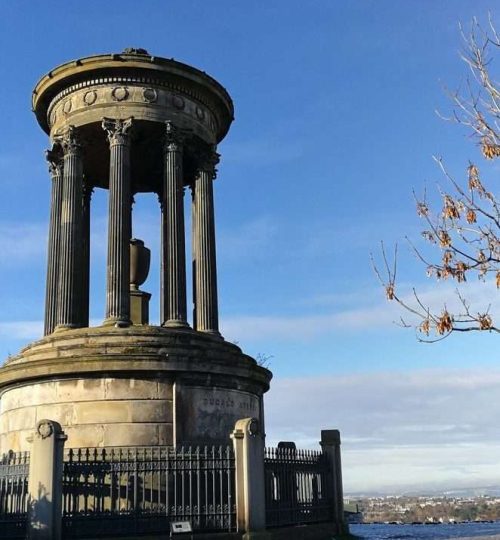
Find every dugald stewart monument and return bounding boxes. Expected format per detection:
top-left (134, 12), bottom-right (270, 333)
top-left (0, 49), bottom-right (346, 539)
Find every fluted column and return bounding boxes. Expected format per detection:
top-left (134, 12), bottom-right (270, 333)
top-left (102, 117), bottom-right (133, 326)
top-left (193, 147), bottom-right (220, 335)
top-left (191, 185), bottom-right (197, 327)
top-left (161, 121), bottom-right (188, 327)
top-left (54, 126), bottom-right (84, 330)
top-left (81, 179), bottom-right (93, 327)
top-left (44, 145), bottom-right (64, 335)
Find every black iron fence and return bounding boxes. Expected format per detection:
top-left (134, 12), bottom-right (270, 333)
top-left (0, 440), bottom-right (340, 537)
top-left (62, 445), bottom-right (236, 537)
top-left (0, 451), bottom-right (30, 538)
top-left (264, 446), bottom-right (333, 527)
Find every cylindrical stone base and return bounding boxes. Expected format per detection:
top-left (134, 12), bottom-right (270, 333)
top-left (0, 326), bottom-right (271, 452)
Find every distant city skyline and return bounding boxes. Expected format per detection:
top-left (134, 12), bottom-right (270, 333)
top-left (0, 0), bottom-right (498, 493)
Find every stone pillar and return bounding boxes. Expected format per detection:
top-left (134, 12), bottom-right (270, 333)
top-left (320, 429), bottom-right (346, 533)
top-left (81, 179), bottom-right (92, 328)
top-left (43, 146), bottom-right (64, 336)
top-left (231, 417), bottom-right (266, 534)
top-left (193, 148), bottom-right (220, 335)
top-left (191, 184), bottom-right (197, 328)
top-left (27, 419), bottom-right (67, 540)
top-left (54, 126), bottom-right (84, 330)
top-left (161, 122), bottom-right (188, 327)
top-left (102, 117), bottom-right (133, 326)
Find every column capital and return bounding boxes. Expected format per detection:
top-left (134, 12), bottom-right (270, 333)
top-left (164, 120), bottom-right (190, 152)
top-left (102, 117), bottom-right (133, 146)
top-left (197, 146), bottom-right (220, 180)
top-left (46, 144), bottom-right (64, 177)
top-left (54, 125), bottom-right (81, 156)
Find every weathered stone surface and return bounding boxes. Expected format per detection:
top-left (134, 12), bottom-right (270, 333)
top-left (0, 326), bottom-right (271, 452)
top-left (176, 385), bottom-right (261, 446)
top-left (102, 423), bottom-right (163, 447)
top-left (1, 407), bottom-right (37, 432)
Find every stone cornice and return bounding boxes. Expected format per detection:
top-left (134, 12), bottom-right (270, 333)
top-left (33, 53), bottom-right (234, 142)
top-left (0, 326), bottom-right (272, 394)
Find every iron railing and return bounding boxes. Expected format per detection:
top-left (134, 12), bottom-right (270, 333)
top-left (0, 451), bottom-right (30, 538)
top-left (62, 445), bottom-right (236, 537)
top-left (264, 446), bottom-right (333, 527)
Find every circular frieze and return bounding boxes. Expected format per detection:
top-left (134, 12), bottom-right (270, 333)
top-left (37, 421), bottom-right (54, 439)
top-left (112, 87), bottom-right (129, 102)
top-left (62, 99), bottom-right (72, 114)
top-left (196, 106), bottom-right (205, 120)
top-left (142, 88), bottom-right (158, 103)
top-left (83, 90), bottom-right (97, 106)
top-left (50, 108), bottom-right (57, 126)
top-left (172, 95), bottom-right (185, 110)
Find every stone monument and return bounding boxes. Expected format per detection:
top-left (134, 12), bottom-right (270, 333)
top-left (0, 49), bottom-right (272, 451)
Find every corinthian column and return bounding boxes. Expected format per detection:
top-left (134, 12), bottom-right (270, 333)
top-left (81, 179), bottom-right (93, 327)
top-left (44, 145), bottom-right (64, 335)
top-left (193, 147), bottom-right (220, 336)
top-left (54, 126), bottom-right (84, 330)
top-left (102, 117), bottom-right (133, 326)
top-left (161, 121), bottom-right (188, 327)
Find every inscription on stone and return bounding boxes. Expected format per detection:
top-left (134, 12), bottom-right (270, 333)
top-left (176, 386), bottom-right (260, 445)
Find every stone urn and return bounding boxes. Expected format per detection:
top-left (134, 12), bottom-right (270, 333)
top-left (130, 238), bottom-right (151, 291)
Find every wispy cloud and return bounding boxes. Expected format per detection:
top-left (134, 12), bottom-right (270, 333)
top-left (221, 138), bottom-right (304, 166)
top-left (221, 280), bottom-right (500, 342)
top-left (218, 216), bottom-right (278, 261)
top-left (0, 222), bottom-right (47, 263)
top-left (0, 320), bottom-right (43, 340)
top-left (265, 369), bottom-right (500, 493)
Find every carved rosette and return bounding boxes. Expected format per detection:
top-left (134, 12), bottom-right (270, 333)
top-left (37, 420), bottom-right (54, 439)
top-left (102, 117), bottom-right (134, 146)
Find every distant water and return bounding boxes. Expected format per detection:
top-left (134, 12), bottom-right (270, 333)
top-left (350, 522), bottom-right (500, 539)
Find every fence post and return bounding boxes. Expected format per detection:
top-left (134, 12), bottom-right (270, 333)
top-left (231, 417), bottom-right (267, 536)
top-left (320, 429), bottom-right (346, 534)
top-left (27, 419), bottom-right (67, 540)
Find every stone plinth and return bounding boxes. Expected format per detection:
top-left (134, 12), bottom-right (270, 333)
top-left (0, 326), bottom-right (271, 452)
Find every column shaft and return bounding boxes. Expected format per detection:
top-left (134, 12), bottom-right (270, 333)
top-left (103, 118), bottom-right (133, 326)
top-left (55, 127), bottom-right (84, 329)
top-left (191, 186), bottom-right (197, 328)
top-left (81, 181), bottom-right (92, 327)
top-left (44, 147), bottom-right (63, 335)
top-left (161, 122), bottom-right (188, 327)
top-left (193, 150), bottom-right (220, 335)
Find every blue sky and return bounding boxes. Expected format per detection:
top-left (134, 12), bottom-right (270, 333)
top-left (0, 1), bottom-right (499, 493)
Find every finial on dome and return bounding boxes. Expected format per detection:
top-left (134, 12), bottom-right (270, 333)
top-left (122, 47), bottom-right (149, 55)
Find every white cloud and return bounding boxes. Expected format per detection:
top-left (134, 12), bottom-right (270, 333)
top-left (264, 369), bottom-right (500, 493)
top-left (0, 320), bottom-right (43, 340)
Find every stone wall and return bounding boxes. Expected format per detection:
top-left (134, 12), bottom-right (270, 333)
top-left (0, 377), bottom-right (173, 451)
